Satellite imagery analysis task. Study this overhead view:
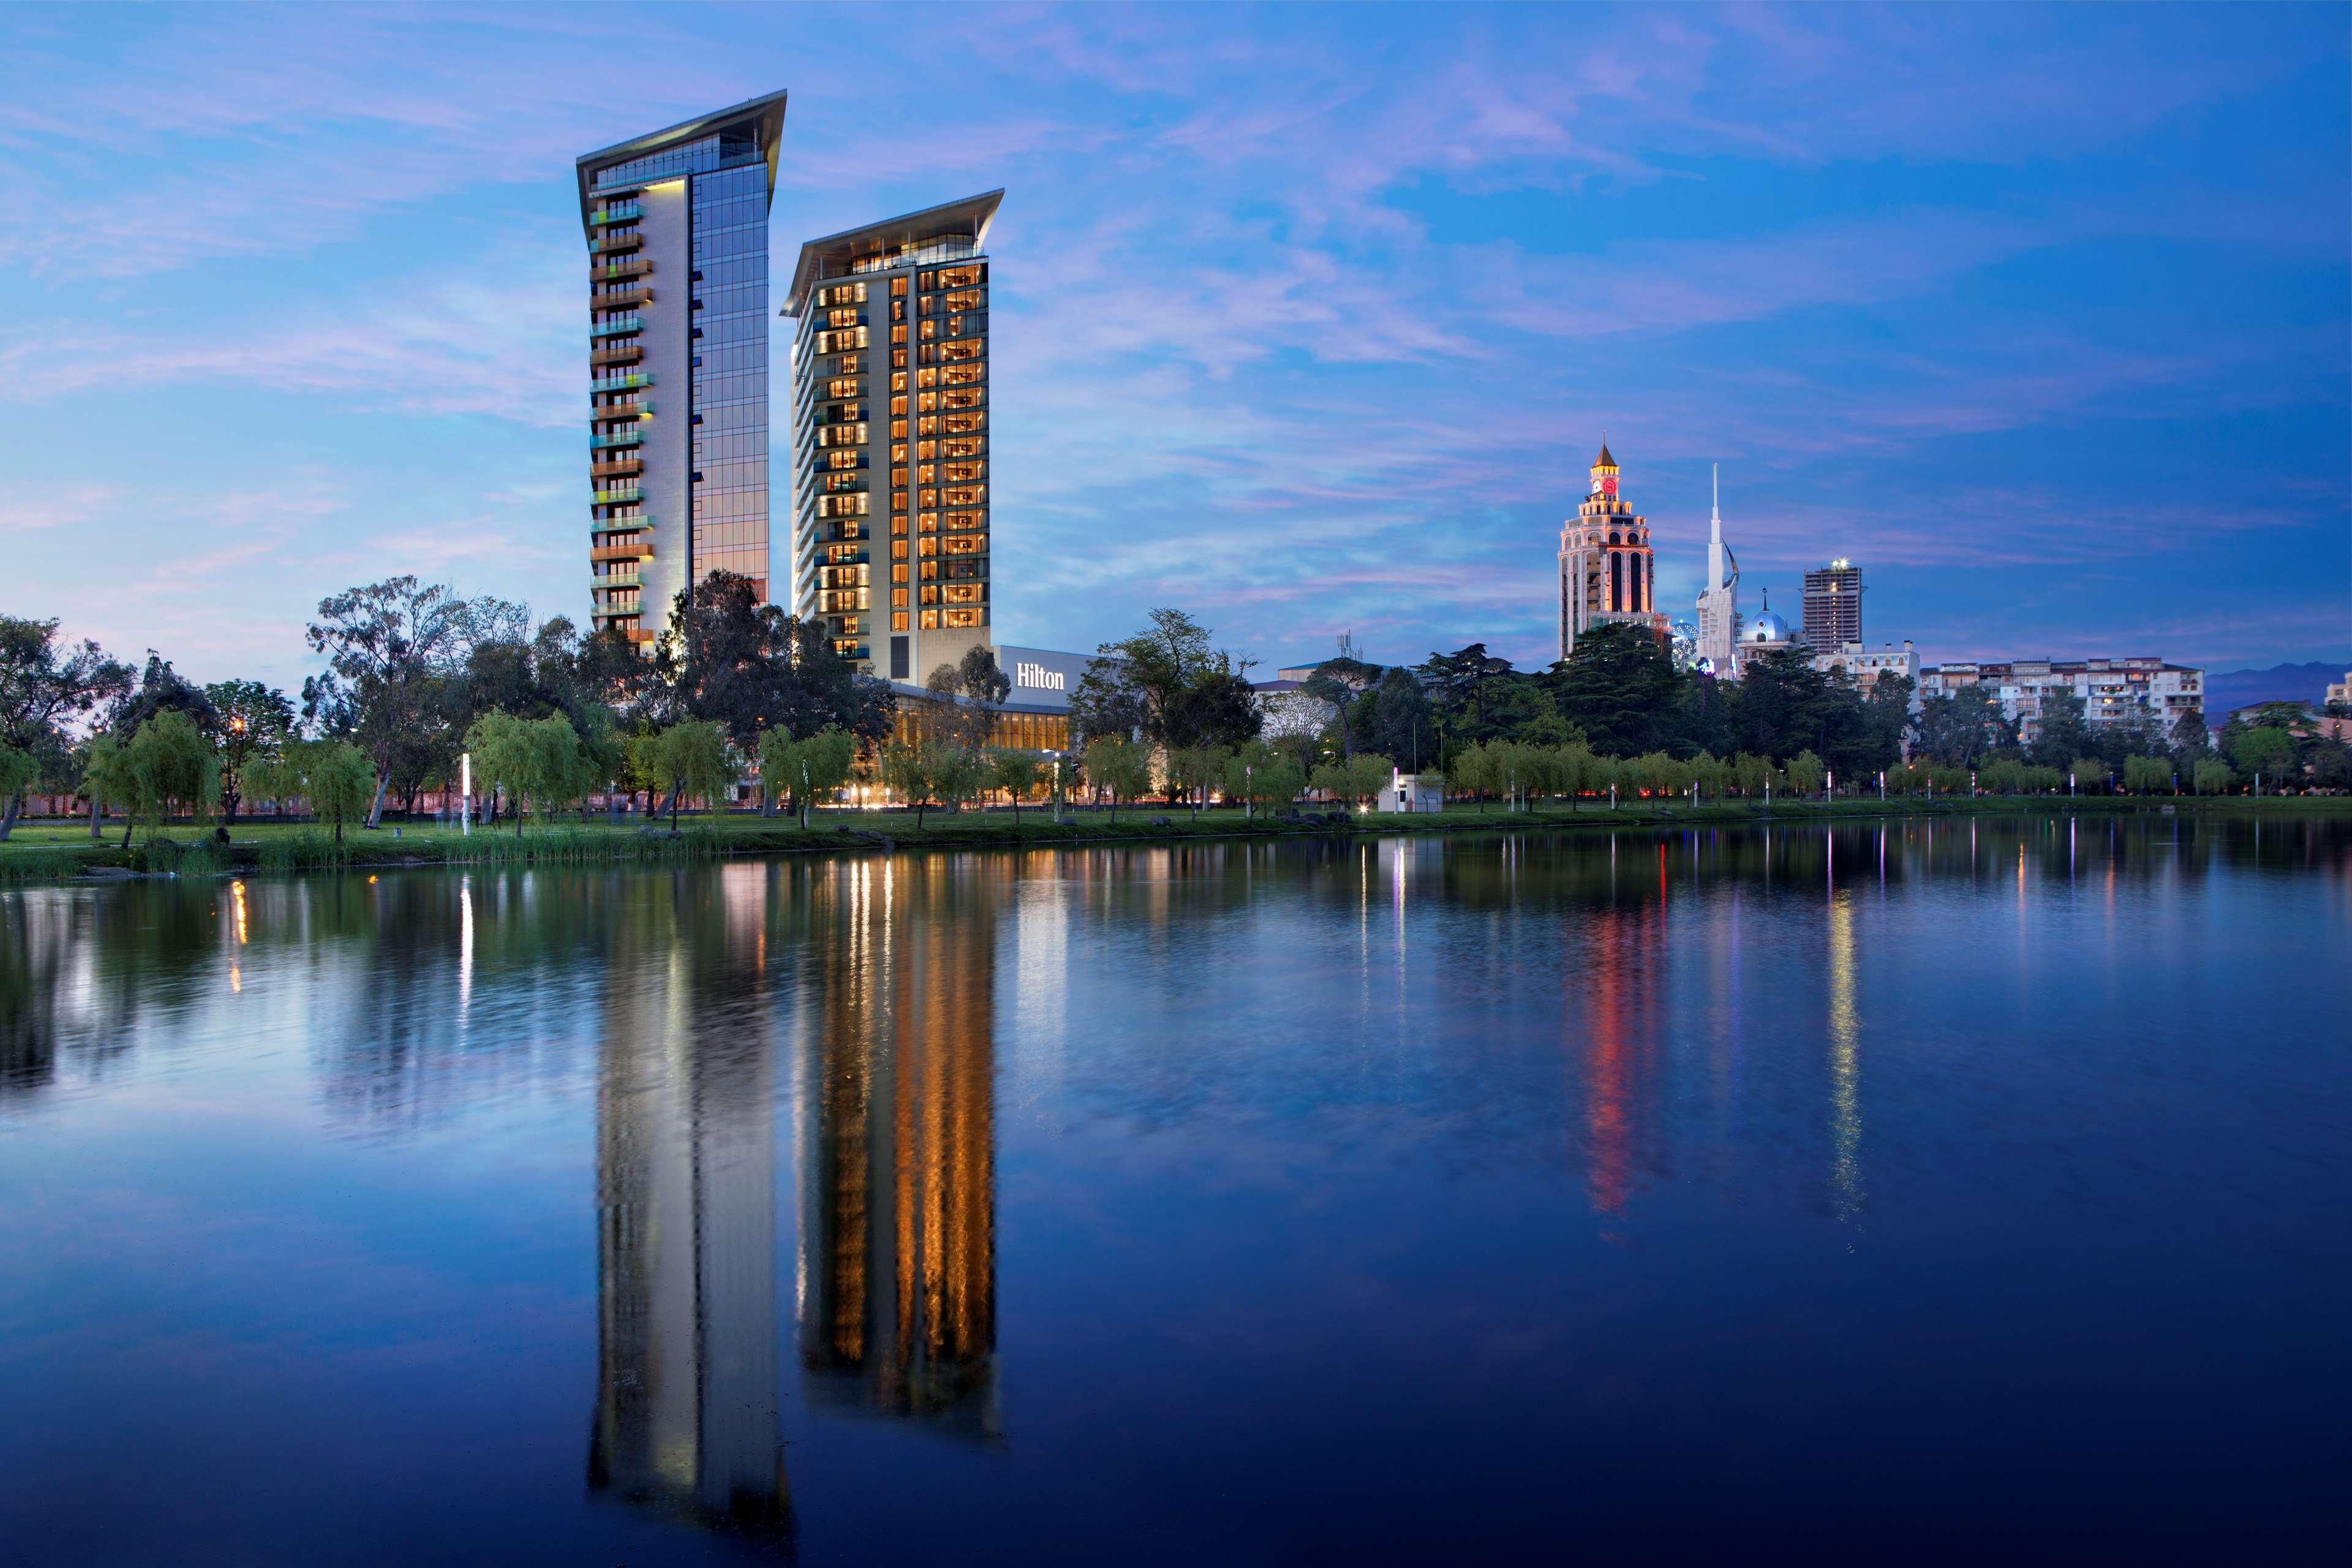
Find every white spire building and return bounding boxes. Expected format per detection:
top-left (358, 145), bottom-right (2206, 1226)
top-left (1694, 462), bottom-right (1741, 677)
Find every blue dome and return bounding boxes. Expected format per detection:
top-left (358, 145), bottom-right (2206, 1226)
top-left (1747, 611), bottom-right (1791, 644)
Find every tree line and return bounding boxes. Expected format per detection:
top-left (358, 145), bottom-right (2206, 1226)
top-left (0, 571), bottom-right (902, 842)
top-left (8, 581), bottom-right (2345, 845)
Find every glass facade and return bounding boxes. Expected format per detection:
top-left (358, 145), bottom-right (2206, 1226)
top-left (690, 162), bottom-right (771, 602)
top-left (785, 194), bottom-right (998, 676)
top-left (578, 95), bottom-right (784, 646)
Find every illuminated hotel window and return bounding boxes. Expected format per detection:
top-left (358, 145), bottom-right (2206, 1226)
top-left (943, 608), bottom-right (984, 628)
top-left (921, 610), bottom-right (939, 629)
top-left (892, 611), bottom-right (908, 630)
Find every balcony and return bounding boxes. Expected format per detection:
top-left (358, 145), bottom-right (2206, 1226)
top-left (589, 429), bottom-right (643, 450)
top-left (594, 573), bottom-right (641, 594)
top-left (596, 257), bottom-right (651, 281)
top-left (591, 515), bottom-right (651, 535)
top-left (592, 486), bottom-right (643, 505)
top-left (589, 230), bottom-right (642, 256)
top-left (590, 458), bottom-right (642, 480)
top-left (589, 202), bottom-right (643, 225)
top-left (589, 371), bottom-right (652, 393)
top-left (590, 286), bottom-right (652, 312)
top-left (624, 626), bottom-right (657, 644)
top-left (591, 601), bottom-right (644, 620)
top-left (590, 399), bottom-right (653, 421)
top-left (590, 542), bottom-right (652, 565)
top-left (589, 315), bottom-right (643, 339)
top-left (590, 343), bottom-right (641, 369)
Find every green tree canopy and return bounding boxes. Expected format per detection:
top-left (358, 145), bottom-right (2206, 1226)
top-left (760, 725), bottom-right (859, 829)
top-left (1075, 608), bottom-right (1262, 753)
top-left (1912, 684), bottom-right (2016, 767)
top-left (1084, 734), bottom-right (1151, 820)
top-left (651, 721), bottom-right (734, 829)
top-left (987, 748), bottom-right (1044, 829)
top-left (1547, 624), bottom-right (1679, 758)
top-left (204, 679), bottom-right (296, 826)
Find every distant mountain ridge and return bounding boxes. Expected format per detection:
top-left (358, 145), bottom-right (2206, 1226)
top-left (2204, 661), bottom-right (2346, 719)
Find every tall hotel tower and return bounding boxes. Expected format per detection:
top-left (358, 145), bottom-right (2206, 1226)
top-left (783, 192), bottom-right (1001, 681)
top-left (1558, 441), bottom-right (1665, 660)
top-left (577, 92), bottom-right (788, 645)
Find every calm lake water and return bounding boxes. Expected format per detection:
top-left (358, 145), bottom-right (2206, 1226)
top-left (2, 815), bottom-right (2346, 1562)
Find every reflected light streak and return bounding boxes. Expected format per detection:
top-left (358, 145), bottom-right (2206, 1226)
top-left (458, 874), bottom-right (474, 1027)
top-left (1828, 892), bottom-right (1863, 1234)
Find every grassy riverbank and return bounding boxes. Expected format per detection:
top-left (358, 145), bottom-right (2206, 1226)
top-left (4, 793), bottom-right (2346, 882)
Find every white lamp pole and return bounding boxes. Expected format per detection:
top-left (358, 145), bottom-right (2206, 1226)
top-left (460, 752), bottom-right (471, 836)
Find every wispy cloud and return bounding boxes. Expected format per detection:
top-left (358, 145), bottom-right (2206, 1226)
top-left (1, 1), bottom-right (2345, 680)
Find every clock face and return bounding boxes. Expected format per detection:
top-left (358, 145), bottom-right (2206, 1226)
top-left (1600, 476), bottom-right (1618, 497)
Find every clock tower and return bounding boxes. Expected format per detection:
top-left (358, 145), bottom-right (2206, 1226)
top-left (1558, 439), bottom-right (1665, 660)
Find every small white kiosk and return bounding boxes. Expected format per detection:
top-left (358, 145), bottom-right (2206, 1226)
top-left (1376, 767), bottom-right (1445, 813)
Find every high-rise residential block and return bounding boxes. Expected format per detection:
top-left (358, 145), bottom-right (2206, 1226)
top-left (783, 192), bottom-right (1001, 681)
top-left (1801, 559), bottom-right (1863, 655)
top-left (1559, 441), bottom-right (1664, 660)
top-left (576, 92), bottom-right (787, 646)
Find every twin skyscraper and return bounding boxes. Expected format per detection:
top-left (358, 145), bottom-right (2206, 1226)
top-left (578, 92), bottom-right (997, 684)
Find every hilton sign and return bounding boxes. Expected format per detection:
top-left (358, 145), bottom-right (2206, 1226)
top-left (1015, 661), bottom-right (1066, 692)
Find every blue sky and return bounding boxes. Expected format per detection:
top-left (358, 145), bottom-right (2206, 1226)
top-left (2, 2), bottom-right (2346, 687)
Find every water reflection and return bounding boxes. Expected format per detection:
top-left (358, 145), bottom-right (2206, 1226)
top-left (586, 881), bottom-right (790, 1535)
top-left (795, 859), bottom-right (1001, 1442)
top-left (3, 816), bottom-right (2348, 1558)
top-left (1827, 891), bottom-right (1863, 1232)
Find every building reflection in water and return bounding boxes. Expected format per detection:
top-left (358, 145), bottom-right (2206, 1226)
top-left (588, 866), bottom-right (791, 1538)
top-left (797, 858), bottom-right (1002, 1442)
top-left (1827, 889), bottom-right (1863, 1232)
top-left (1580, 891), bottom-right (1665, 1221)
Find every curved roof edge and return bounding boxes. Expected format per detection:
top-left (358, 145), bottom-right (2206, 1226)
top-left (574, 89), bottom-right (788, 238)
top-left (783, 190), bottom-right (1003, 315)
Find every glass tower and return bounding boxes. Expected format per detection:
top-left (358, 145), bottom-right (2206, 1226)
top-left (577, 92), bottom-right (787, 646)
top-left (782, 192), bottom-right (1001, 681)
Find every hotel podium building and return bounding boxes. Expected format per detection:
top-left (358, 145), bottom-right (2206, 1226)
top-left (783, 192), bottom-right (1001, 682)
top-left (1559, 441), bottom-right (1665, 660)
top-left (577, 92), bottom-right (788, 645)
